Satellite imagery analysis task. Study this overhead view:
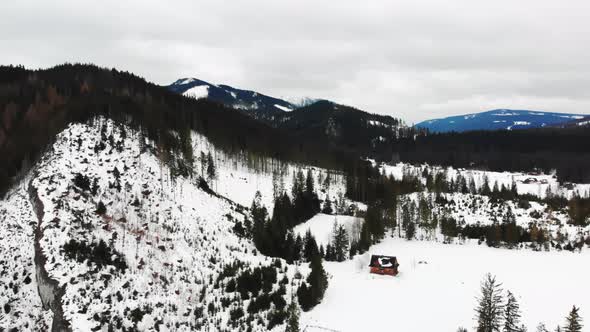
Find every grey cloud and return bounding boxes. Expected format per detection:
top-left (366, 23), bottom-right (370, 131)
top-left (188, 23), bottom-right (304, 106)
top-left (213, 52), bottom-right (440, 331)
top-left (1, 0), bottom-right (589, 122)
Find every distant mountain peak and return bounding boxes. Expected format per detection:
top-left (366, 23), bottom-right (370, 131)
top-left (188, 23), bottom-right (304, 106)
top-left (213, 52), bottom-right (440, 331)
top-left (166, 77), bottom-right (295, 119)
top-left (416, 109), bottom-right (587, 133)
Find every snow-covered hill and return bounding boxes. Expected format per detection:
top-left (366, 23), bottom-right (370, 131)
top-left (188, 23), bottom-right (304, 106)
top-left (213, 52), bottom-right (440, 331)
top-left (416, 109), bottom-right (587, 133)
top-left (0, 117), bottom-right (346, 331)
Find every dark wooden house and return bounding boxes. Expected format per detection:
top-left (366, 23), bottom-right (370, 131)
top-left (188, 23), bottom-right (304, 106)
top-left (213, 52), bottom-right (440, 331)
top-left (369, 255), bottom-right (399, 276)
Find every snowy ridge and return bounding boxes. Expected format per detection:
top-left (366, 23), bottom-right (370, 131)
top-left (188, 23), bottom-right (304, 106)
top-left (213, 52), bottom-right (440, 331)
top-left (1, 118), bottom-right (333, 331)
top-left (416, 109), bottom-right (588, 132)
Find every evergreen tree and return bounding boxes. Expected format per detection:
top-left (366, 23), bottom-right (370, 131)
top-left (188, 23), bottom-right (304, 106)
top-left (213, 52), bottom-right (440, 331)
top-left (564, 306), bottom-right (583, 332)
top-left (405, 220), bottom-right (416, 240)
top-left (331, 221), bottom-right (349, 262)
top-left (303, 230), bottom-right (319, 262)
top-left (504, 291), bottom-right (524, 332)
top-left (293, 235), bottom-right (303, 262)
top-left (322, 198), bottom-right (333, 214)
top-left (251, 191), bottom-right (269, 252)
top-left (206, 152), bottom-right (216, 181)
top-left (481, 175), bottom-right (491, 196)
top-left (357, 220), bottom-right (371, 252)
top-left (305, 168), bottom-right (315, 196)
top-left (284, 300), bottom-right (300, 332)
top-left (95, 201), bottom-right (107, 215)
top-left (306, 255), bottom-right (328, 308)
top-left (476, 273), bottom-right (504, 332)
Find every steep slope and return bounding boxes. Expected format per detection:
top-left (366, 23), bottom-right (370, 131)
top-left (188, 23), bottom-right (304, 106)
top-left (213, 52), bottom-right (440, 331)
top-left (2, 117), bottom-right (327, 331)
top-left (167, 78), bottom-right (295, 120)
top-left (417, 109), bottom-right (587, 133)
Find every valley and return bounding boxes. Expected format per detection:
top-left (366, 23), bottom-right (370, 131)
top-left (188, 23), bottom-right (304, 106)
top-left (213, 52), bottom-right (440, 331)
top-left (0, 64), bottom-right (589, 332)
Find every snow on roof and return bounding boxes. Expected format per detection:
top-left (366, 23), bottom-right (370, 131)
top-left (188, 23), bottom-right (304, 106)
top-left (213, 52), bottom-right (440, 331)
top-left (368, 255), bottom-right (398, 268)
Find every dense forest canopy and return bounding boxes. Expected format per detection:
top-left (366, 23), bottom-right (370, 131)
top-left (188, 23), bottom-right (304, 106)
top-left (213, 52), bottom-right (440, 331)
top-left (390, 128), bottom-right (590, 183)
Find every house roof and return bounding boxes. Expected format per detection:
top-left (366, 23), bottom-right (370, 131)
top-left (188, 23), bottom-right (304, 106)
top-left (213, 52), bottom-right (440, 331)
top-left (368, 255), bottom-right (398, 268)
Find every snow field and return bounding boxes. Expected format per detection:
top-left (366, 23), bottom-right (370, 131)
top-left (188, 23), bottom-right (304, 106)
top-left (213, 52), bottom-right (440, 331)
top-left (301, 238), bottom-right (590, 332)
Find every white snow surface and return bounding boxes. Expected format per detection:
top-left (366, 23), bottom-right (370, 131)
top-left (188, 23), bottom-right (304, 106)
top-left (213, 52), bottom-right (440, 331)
top-left (301, 239), bottom-right (590, 332)
top-left (293, 214), bottom-right (363, 248)
top-left (182, 85), bottom-right (209, 99)
top-left (274, 104), bottom-right (292, 112)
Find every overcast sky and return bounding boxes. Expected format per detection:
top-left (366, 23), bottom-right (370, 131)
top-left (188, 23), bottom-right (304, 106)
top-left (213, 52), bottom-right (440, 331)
top-left (2, 0), bottom-right (590, 123)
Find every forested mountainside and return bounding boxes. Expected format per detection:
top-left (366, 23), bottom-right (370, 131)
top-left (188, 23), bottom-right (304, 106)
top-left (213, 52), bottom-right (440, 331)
top-left (166, 73), bottom-right (590, 184)
top-left (416, 109), bottom-right (587, 133)
top-left (0, 64), bottom-right (357, 196)
top-left (167, 79), bottom-right (417, 158)
top-left (167, 78), bottom-right (295, 121)
top-left (389, 127), bottom-right (590, 183)
top-left (3, 64), bottom-right (590, 197)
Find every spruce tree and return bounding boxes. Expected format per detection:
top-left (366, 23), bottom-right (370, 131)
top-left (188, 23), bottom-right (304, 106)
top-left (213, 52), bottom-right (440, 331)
top-left (322, 198), bottom-right (333, 214)
top-left (303, 230), bottom-right (319, 262)
top-left (476, 273), bottom-right (504, 332)
top-left (564, 306), bottom-right (583, 332)
top-left (307, 255), bottom-right (328, 307)
top-left (331, 221), bottom-right (349, 262)
top-left (206, 152), bottom-right (216, 181)
top-left (284, 300), bottom-right (300, 332)
top-left (503, 291), bottom-right (523, 332)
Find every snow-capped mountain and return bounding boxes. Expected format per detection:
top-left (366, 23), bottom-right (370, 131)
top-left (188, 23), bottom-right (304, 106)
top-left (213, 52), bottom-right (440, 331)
top-left (167, 78), bottom-right (295, 119)
top-left (416, 109), bottom-right (587, 133)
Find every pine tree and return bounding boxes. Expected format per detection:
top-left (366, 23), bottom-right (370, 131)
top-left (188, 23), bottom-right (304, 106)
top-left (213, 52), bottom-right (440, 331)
top-left (322, 198), bottom-right (333, 214)
top-left (476, 273), bottom-right (504, 332)
top-left (331, 221), bottom-right (349, 262)
top-left (95, 201), bottom-right (107, 215)
top-left (564, 306), bottom-right (583, 332)
top-left (305, 168), bottom-right (315, 196)
top-left (284, 300), bottom-right (300, 332)
top-left (503, 291), bottom-right (523, 332)
top-left (303, 230), bottom-right (319, 262)
top-left (307, 255), bottom-right (328, 307)
top-left (405, 221), bottom-right (416, 240)
top-left (206, 152), bottom-right (216, 181)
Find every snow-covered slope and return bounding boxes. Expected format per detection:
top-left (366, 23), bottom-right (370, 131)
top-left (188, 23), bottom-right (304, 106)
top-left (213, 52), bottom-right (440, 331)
top-left (416, 109), bottom-right (587, 133)
top-left (380, 162), bottom-right (590, 199)
top-left (2, 117), bottom-right (339, 331)
top-left (293, 214), bottom-right (363, 248)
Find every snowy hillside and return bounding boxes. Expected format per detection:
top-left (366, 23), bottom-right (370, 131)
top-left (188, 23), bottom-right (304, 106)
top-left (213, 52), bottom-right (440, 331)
top-left (1, 117), bottom-right (350, 331)
top-left (379, 162), bottom-right (590, 199)
top-left (416, 109), bottom-right (587, 133)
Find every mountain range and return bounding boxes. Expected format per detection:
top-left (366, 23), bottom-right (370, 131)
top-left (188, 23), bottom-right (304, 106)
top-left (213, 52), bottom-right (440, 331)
top-left (167, 78), bottom-right (306, 120)
top-left (416, 109), bottom-right (587, 133)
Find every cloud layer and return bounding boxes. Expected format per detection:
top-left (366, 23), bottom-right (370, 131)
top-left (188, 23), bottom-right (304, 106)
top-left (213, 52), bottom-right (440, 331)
top-left (2, 0), bottom-right (589, 122)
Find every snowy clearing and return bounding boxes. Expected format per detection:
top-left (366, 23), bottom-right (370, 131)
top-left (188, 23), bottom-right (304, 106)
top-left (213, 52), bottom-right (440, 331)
top-left (301, 238), bottom-right (590, 332)
top-left (293, 214), bottom-right (363, 248)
